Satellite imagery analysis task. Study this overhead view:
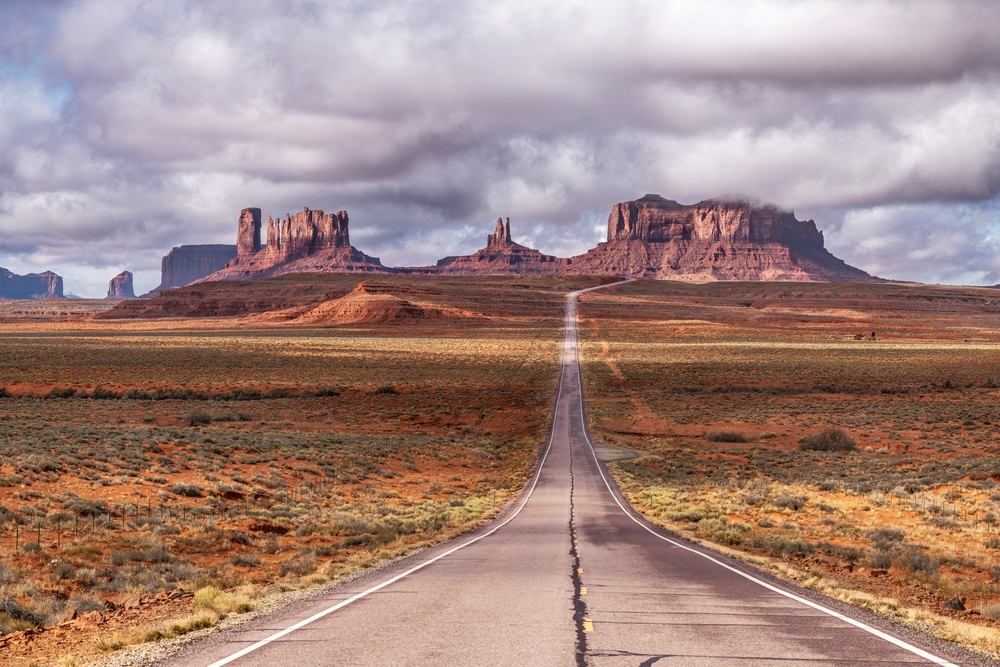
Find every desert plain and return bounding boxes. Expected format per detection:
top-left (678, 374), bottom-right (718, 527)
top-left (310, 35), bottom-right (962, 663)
top-left (3, 275), bottom-right (1000, 663)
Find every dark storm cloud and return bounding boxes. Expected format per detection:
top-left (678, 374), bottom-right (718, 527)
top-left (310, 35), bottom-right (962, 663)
top-left (1, 0), bottom-right (1000, 294)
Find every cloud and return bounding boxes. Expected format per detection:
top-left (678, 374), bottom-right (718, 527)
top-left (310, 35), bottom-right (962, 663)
top-left (0, 0), bottom-right (999, 295)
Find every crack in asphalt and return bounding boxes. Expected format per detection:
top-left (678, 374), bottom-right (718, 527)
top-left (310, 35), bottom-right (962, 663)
top-left (570, 448), bottom-right (589, 667)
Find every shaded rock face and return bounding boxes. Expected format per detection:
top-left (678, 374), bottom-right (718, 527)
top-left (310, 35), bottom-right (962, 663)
top-left (106, 271), bottom-right (136, 299)
top-left (201, 206), bottom-right (389, 283)
top-left (152, 245), bottom-right (239, 294)
top-left (237, 208), bottom-right (262, 256)
top-left (430, 218), bottom-right (567, 276)
top-left (569, 195), bottom-right (875, 282)
top-left (0, 268), bottom-right (63, 300)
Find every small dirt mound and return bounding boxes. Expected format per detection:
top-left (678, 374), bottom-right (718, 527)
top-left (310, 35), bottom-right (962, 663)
top-left (295, 281), bottom-right (432, 324)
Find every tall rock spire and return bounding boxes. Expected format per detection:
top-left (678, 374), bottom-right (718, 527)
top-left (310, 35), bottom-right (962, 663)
top-left (487, 217), bottom-right (513, 248)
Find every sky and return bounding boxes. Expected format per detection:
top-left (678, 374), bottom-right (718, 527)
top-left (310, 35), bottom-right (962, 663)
top-left (1, 0), bottom-right (1000, 297)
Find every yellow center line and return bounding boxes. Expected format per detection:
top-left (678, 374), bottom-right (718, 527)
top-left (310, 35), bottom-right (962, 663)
top-left (582, 618), bottom-right (594, 633)
top-left (580, 587), bottom-right (587, 595)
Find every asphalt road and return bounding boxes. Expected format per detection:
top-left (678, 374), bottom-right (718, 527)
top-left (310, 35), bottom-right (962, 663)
top-left (160, 285), bottom-right (983, 667)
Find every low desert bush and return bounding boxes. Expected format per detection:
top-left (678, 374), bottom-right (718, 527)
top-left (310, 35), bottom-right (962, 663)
top-left (185, 410), bottom-right (212, 427)
top-left (231, 553), bottom-right (260, 567)
top-left (770, 495), bottom-right (806, 511)
top-left (798, 427), bottom-right (856, 452)
top-left (96, 633), bottom-right (129, 652)
top-left (865, 528), bottom-right (905, 548)
top-left (982, 601), bottom-right (1000, 620)
top-left (750, 532), bottom-right (811, 555)
top-left (171, 483), bottom-right (203, 497)
top-left (279, 552), bottom-right (317, 577)
top-left (194, 585), bottom-right (257, 615)
top-left (706, 429), bottom-right (755, 443)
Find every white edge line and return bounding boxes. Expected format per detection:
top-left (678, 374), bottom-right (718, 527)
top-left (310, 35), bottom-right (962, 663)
top-left (203, 305), bottom-right (582, 667)
top-left (567, 291), bottom-right (961, 667)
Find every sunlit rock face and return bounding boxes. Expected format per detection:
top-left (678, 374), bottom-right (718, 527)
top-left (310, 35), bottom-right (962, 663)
top-left (202, 207), bottom-right (391, 282)
top-left (568, 195), bottom-right (876, 282)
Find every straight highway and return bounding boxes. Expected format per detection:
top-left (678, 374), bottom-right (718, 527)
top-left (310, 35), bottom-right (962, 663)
top-left (159, 283), bottom-right (978, 666)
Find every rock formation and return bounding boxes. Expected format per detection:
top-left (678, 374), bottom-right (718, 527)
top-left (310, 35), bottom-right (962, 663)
top-left (148, 244), bottom-right (238, 295)
top-left (142, 195), bottom-right (875, 288)
top-left (430, 218), bottom-right (567, 276)
top-left (568, 195), bottom-right (875, 282)
top-left (106, 271), bottom-right (136, 299)
top-left (199, 207), bottom-right (390, 282)
top-left (0, 268), bottom-right (63, 300)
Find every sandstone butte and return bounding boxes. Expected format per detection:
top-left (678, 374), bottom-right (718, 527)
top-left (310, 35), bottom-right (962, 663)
top-left (422, 217), bottom-right (567, 276)
top-left (106, 271), bottom-right (136, 300)
top-left (197, 207), bottom-right (390, 283)
top-left (160, 194), bottom-right (877, 289)
top-left (0, 267), bottom-right (63, 300)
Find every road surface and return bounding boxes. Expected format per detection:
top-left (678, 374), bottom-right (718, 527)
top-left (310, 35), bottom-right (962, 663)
top-left (160, 284), bottom-right (979, 667)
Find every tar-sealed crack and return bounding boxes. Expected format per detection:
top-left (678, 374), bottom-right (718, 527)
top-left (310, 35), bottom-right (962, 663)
top-left (570, 453), bottom-right (589, 667)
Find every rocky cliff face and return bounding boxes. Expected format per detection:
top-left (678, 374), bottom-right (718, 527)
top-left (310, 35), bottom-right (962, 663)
top-left (107, 271), bottom-right (136, 299)
top-left (201, 207), bottom-right (389, 282)
top-left (570, 195), bottom-right (874, 282)
top-left (150, 245), bottom-right (238, 294)
top-left (0, 268), bottom-right (63, 300)
top-left (607, 195), bottom-right (824, 246)
top-left (429, 218), bottom-right (567, 276)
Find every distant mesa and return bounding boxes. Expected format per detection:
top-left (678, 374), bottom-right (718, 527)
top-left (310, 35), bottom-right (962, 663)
top-left (147, 244), bottom-right (238, 296)
top-left (107, 271), bottom-right (136, 300)
top-left (566, 195), bottom-right (876, 282)
top-left (0, 267), bottom-right (63, 300)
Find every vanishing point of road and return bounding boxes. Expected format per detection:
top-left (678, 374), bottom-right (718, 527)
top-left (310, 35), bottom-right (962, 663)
top-left (160, 284), bottom-right (984, 667)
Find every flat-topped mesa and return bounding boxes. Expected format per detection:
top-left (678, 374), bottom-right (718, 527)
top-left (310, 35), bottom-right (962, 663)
top-left (0, 268), bottom-right (63, 300)
top-left (200, 205), bottom-right (389, 282)
top-left (608, 194), bottom-right (824, 246)
top-left (568, 194), bottom-right (876, 282)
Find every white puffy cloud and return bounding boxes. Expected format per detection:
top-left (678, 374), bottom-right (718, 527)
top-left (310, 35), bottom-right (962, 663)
top-left (0, 0), bottom-right (999, 295)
